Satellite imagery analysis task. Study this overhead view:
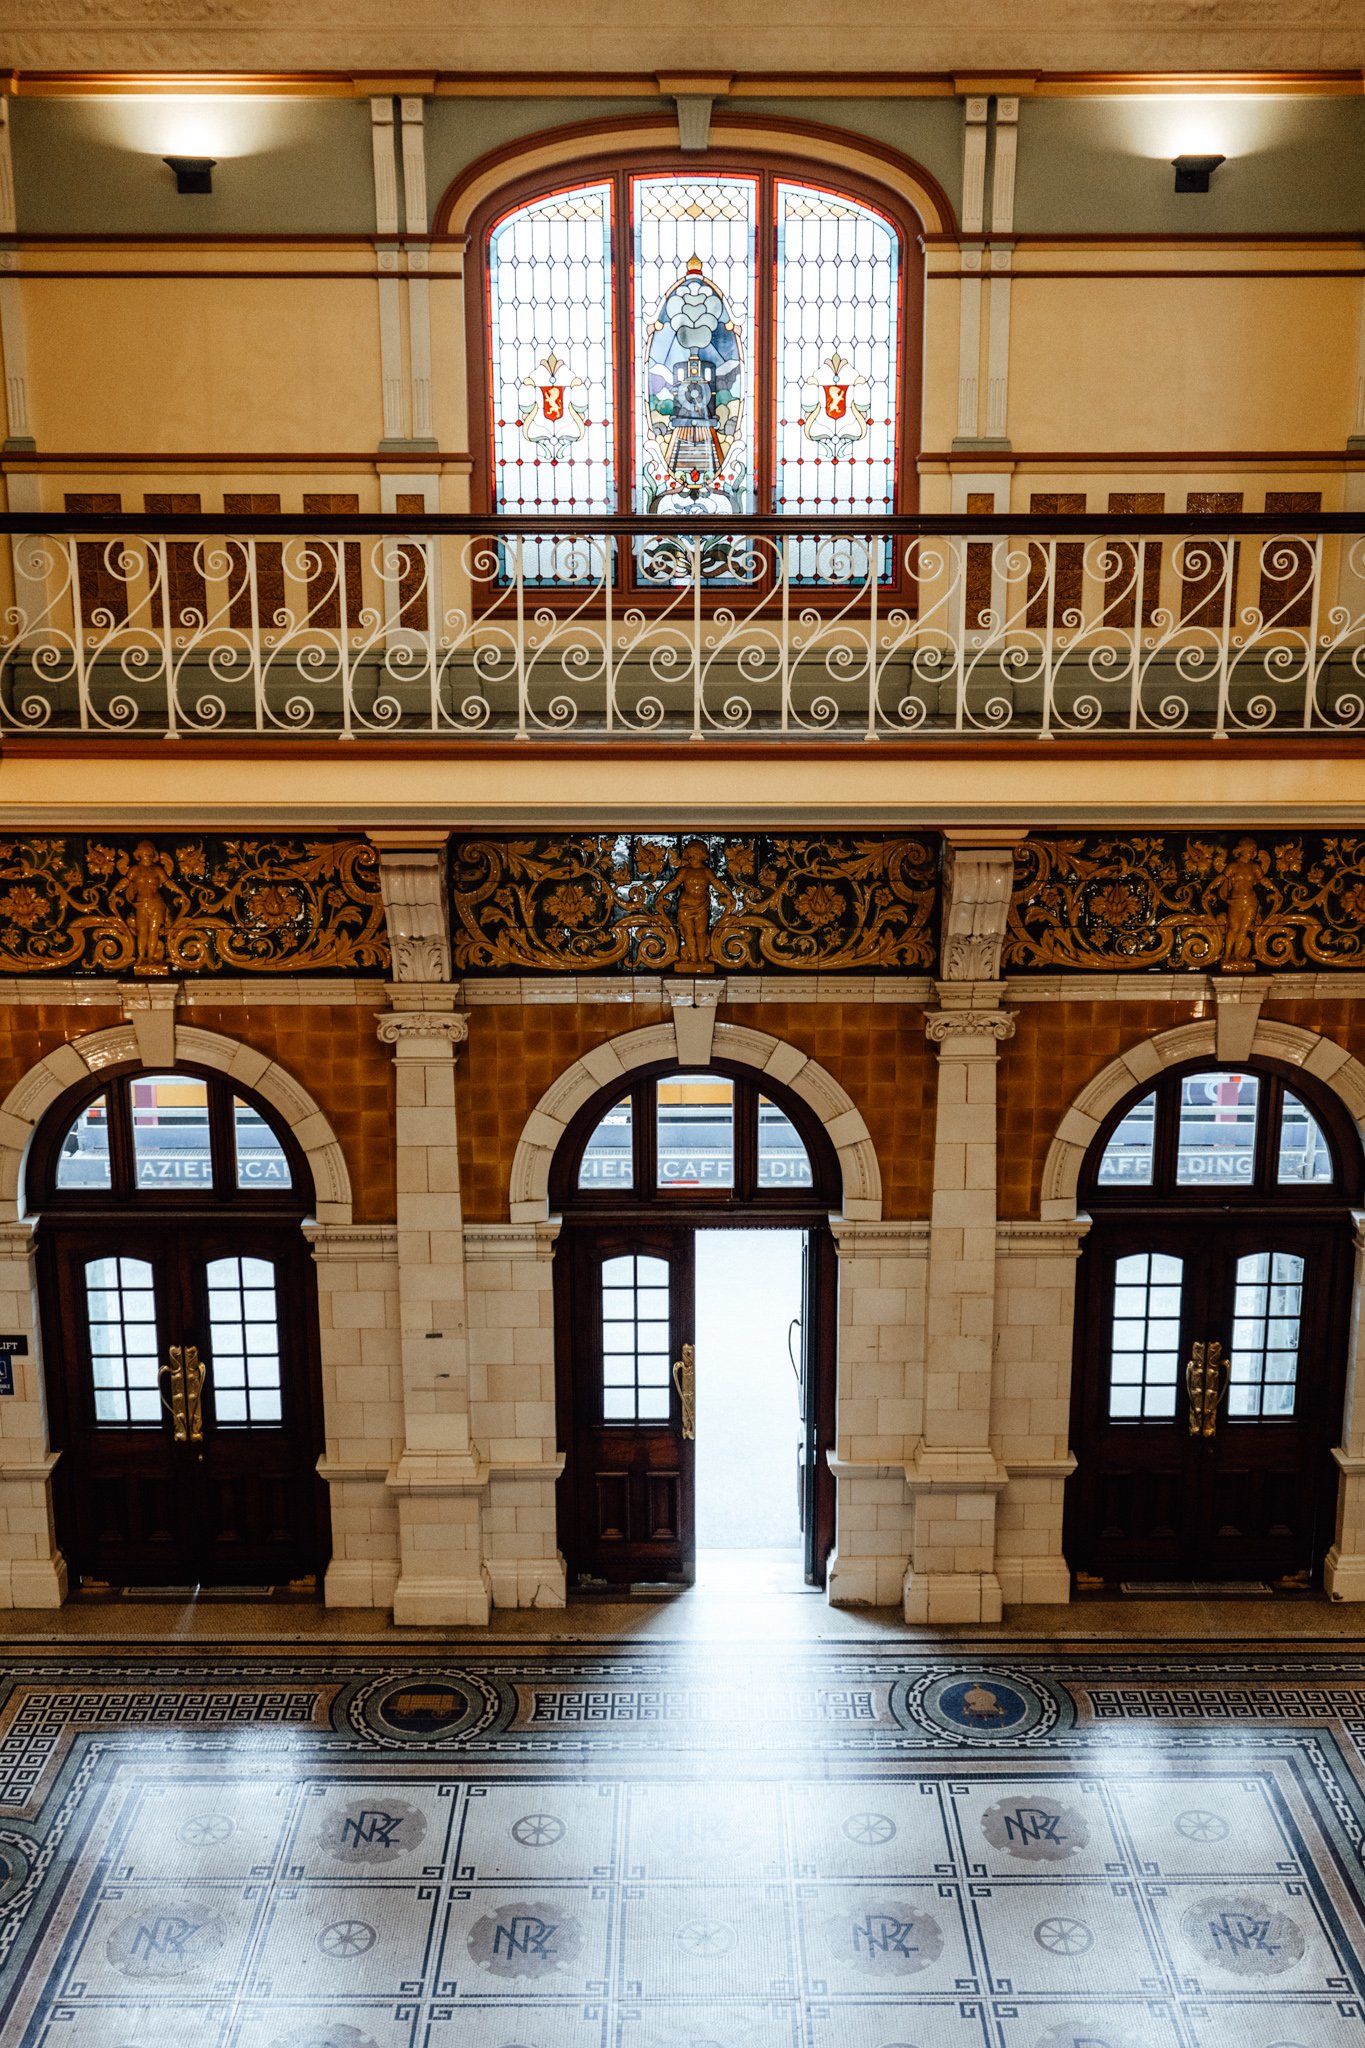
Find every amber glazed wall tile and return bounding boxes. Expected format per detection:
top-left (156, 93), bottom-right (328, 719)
top-left (191, 1006), bottom-right (394, 1222)
top-left (998, 1002), bottom-right (1197, 1219)
top-left (0, 1007), bottom-right (124, 1106)
top-left (458, 1001), bottom-right (936, 1223)
top-left (459, 1004), bottom-right (668, 1221)
top-left (723, 1004), bottom-right (935, 1221)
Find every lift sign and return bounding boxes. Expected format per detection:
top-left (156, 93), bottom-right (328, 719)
top-left (0, 1333), bottom-right (28, 1397)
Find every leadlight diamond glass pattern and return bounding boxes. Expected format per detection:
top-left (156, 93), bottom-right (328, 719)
top-left (775, 181), bottom-right (900, 584)
top-left (488, 181), bottom-right (615, 582)
top-left (484, 168), bottom-right (905, 585)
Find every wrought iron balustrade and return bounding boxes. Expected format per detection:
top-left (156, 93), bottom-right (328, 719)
top-left (2, 512), bottom-right (1363, 742)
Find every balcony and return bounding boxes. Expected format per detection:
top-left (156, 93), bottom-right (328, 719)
top-left (3, 512), bottom-right (1364, 744)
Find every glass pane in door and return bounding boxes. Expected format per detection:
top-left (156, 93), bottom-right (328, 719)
top-left (601, 1252), bottom-right (671, 1422)
top-left (84, 1256), bottom-right (159, 1423)
top-left (1229, 1250), bottom-right (1304, 1417)
top-left (205, 1255), bottom-right (282, 1424)
top-left (1108, 1251), bottom-right (1183, 1419)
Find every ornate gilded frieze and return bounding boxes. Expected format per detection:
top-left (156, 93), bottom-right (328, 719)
top-left (0, 837), bottom-right (388, 977)
top-left (1005, 833), bottom-right (1365, 973)
top-left (451, 835), bottom-right (938, 975)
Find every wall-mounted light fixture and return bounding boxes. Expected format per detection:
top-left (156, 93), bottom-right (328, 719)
top-left (163, 155), bottom-right (215, 195)
top-left (1171, 152), bottom-right (1225, 193)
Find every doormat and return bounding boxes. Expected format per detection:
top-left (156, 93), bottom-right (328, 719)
top-left (1119, 1579), bottom-right (1274, 1597)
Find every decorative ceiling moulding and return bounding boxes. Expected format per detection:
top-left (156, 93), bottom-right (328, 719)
top-left (5, 70), bottom-right (1364, 99)
top-left (1005, 832), bottom-right (1365, 975)
top-left (0, 834), bottom-right (388, 977)
top-left (450, 834), bottom-right (939, 978)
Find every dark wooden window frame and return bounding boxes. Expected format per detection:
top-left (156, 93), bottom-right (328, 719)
top-left (1080, 1055), bottom-right (1362, 1214)
top-left (551, 1060), bottom-right (842, 1218)
top-left (30, 1064), bottom-right (312, 1217)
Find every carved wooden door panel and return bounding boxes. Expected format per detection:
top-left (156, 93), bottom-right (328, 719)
top-left (561, 1228), bottom-right (695, 1586)
top-left (1067, 1219), bottom-right (1350, 1586)
top-left (43, 1223), bottom-right (325, 1589)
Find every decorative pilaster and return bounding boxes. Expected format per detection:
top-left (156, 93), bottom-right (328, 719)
top-left (371, 831), bottom-right (486, 1622)
top-left (378, 1004), bottom-right (488, 1624)
top-left (1326, 1211), bottom-right (1365, 1601)
top-left (399, 97), bottom-right (438, 452)
top-left (907, 833), bottom-right (1020, 1623)
top-left (371, 97), bottom-right (406, 448)
top-left (0, 1219), bottom-right (65, 1608)
top-left (984, 98), bottom-right (1017, 448)
top-left (953, 98), bottom-right (988, 449)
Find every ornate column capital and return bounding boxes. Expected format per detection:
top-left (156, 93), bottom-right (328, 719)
top-left (376, 1010), bottom-right (469, 1049)
top-left (924, 1008), bottom-right (1016, 1044)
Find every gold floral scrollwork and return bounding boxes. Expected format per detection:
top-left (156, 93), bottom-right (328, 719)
top-left (1003, 833), bottom-right (1365, 975)
top-left (0, 836), bottom-right (389, 976)
top-left (450, 834), bottom-right (938, 975)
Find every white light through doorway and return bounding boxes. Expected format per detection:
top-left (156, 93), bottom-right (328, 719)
top-left (694, 1228), bottom-right (804, 1552)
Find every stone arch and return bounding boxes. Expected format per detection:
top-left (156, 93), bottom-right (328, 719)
top-left (1040, 1015), bottom-right (1365, 1221)
top-left (0, 1019), bottom-right (353, 1224)
top-left (508, 1018), bottom-right (882, 1222)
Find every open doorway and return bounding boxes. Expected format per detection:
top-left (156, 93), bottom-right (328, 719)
top-left (694, 1229), bottom-right (806, 1591)
top-left (553, 1063), bottom-right (839, 1591)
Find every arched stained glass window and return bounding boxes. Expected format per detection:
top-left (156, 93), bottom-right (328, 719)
top-left (483, 166), bottom-right (906, 550)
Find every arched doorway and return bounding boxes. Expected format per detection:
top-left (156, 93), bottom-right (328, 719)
top-left (550, 1061), bottom-right (841, 1591)
top-left (1064, 1057), bottom-right (1363, 1589)
top-left (31, 1064), bottom-right (328, 1591)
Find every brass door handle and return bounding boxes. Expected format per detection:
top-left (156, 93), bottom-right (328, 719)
top-left (160, 1344), bottom-right (206, 1451)
top-left (672, 1342), bottom-right (695, 1441)
top-left (1185, 1339), bottom-right (1228, 1438)
top-left (182, 1344), bottom-right (206, 1449)
top-left (160, 1346), bottom-right (188, 1442)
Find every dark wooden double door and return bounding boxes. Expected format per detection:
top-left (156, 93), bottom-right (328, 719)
top-left (42, 1220), bottom-right (326, 1588)
top-left (1066, 1214), bottom-right (1352, 1586)
top-left (558, 1223), bottom-right (833, 1588)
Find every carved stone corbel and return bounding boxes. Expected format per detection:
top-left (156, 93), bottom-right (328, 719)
top-left (370, 832), bottom-right (452, 983)
top-left (657, 72), bottom-right (732, 153)
top-left (940, 830), bottom-right (1028, 982)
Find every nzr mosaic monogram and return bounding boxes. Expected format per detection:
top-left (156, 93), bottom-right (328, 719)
top-left (2, 1652), bottom-right (1365, 2048)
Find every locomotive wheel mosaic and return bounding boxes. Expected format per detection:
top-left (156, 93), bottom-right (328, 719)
top-left (0, 1643), bottom-right (1363, 2042)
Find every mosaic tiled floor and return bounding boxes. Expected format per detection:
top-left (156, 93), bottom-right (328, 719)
top-left (0, 1640), bottom-right (1364, 2045)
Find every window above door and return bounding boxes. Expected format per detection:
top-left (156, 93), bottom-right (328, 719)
top-left (555, 1065), bottom-right (835, 1211)
top-left (33, 1069), bottom-right (307, 1210)
top-left (1086, 1061), bottom-right (1358, 1205)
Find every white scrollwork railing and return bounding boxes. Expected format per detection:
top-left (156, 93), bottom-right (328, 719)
top-left (2, 515), bottom-right (1363, 741)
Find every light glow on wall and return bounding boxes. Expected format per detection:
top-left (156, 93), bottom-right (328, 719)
top-left (93, 97), bottom-right (291, 162)
top-left (1118, 96), bottom-right (1277, 164)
